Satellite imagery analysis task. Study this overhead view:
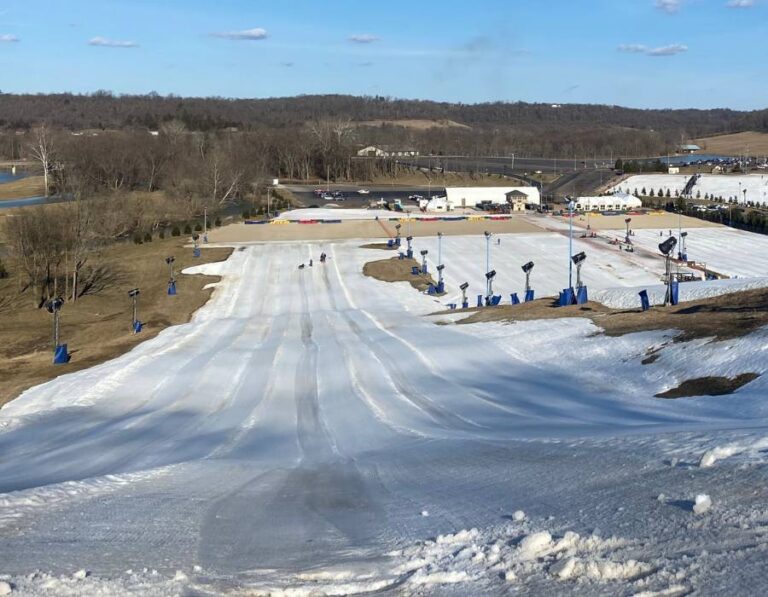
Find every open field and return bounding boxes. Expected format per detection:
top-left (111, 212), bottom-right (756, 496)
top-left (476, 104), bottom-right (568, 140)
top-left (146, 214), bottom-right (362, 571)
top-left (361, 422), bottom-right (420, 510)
top-left (694, 131), bottom-right (768, 156)
top-left (0, 238), bottom-right (232, 406)
top-left (366, 171), bottom-right (525, 187)
top-left (3, 235), bottom-right (768, 593)
top-left (0, 175), bottom-right (46, 200)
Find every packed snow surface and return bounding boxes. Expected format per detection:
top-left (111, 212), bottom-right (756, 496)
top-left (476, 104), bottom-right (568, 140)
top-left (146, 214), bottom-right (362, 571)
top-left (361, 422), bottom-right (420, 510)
top-left (2, 235), bottom-right (768, 594)
top-left (611, 174), bottom-right (768, 205)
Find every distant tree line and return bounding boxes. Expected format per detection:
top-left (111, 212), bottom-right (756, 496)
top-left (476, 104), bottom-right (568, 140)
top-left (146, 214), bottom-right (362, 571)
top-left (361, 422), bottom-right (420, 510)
top-left (2, 92), bottom-right (767, 160)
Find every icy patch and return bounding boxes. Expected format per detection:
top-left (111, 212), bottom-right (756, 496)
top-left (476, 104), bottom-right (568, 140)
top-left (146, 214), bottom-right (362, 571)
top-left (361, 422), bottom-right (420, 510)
top-left (0, 468), bottom-right (169, 530)
top-left (513, 510), bottom-right (526, 521)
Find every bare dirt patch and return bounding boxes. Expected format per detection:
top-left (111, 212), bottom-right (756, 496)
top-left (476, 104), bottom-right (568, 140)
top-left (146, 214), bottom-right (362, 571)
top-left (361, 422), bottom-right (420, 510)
top-left (363, 256), bottom-right (437, 293)
top-left (0, 238), bottom-right (232, 407)
top-left (454, 287), bottom-right (768, 343)
top-left (655, 373), bottom-right (760, 399)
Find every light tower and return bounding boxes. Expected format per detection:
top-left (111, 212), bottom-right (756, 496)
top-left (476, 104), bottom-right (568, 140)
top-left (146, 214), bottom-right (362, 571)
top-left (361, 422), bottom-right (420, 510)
top-left (624, 217), bottom-right (632, 244)
top-left (436, 264), bottom-right (445, 293)
top-left (485, 270), bottom-right (497, 305)
top-left (659, 236), bottom-right (678, 306)
top-left (420, 249), bottom-right (429, 274)
top-left (522, 261), bottom-right (535, 302)
top-left (460, 282), bottom-right (469, 309)
top-left (406, 235), bottom-right (414, 259)
top-left (45, 297), bottom-right (68, 364)
top-left (128, 288), bottom-right (142, 333)
top-left (166, 256), bottom-right (177, 295)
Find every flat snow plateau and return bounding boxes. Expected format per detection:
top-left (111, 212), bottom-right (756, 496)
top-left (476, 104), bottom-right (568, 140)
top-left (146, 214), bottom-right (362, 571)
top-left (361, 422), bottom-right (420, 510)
top-left (611, 173), bottom-right (768, 205)
top-left (2, 231), bottom-right (768, 596)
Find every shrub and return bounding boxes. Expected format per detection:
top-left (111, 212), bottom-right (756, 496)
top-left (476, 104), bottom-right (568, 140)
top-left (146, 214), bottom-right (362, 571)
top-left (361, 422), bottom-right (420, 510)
top-left (171, 226), bottom-right (181, 237)
top-left (158, 229), bottom-right (166, 239)
top-left (214, 217), bottom-right (222, 227)
top-left (0, 258), bottom-right (8, 279)
top-left (183, 224), bottom-right (192, 235)
top-left (194, 222), bottom-right (203, 232)
top-left (242, 210), bottom-right (251, 219)
top-left (132, 234), bottom-right (143, 244)
top-left (143, 232), bottom-right (152, 243)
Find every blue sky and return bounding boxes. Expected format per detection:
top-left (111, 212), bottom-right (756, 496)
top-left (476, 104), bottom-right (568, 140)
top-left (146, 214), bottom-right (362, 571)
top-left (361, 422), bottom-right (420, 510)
top-left (0, 0), bottom-right (766, 109)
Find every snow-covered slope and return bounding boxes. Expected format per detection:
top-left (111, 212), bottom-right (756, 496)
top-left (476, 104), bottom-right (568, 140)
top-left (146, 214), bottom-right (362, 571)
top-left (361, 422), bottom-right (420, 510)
top-left (1, 238), bottom-right (768, 595)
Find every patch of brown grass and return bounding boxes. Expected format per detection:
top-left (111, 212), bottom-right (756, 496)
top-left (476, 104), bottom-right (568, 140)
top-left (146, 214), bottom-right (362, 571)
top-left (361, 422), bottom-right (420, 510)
top-left (694, 131), bottom-right (768, 156)
top-left (355, 119), bottom-right (471, 131)
top-left (656, 373), bottom-right (760, 399)
top-left (0, 176), bottom-right (46, 200)
top-left (363, 256), bottom-right (437, 293)
top-left (0, 238), bottom-right (232, 407)
top-left (454, 287), bottom-right (768, 342)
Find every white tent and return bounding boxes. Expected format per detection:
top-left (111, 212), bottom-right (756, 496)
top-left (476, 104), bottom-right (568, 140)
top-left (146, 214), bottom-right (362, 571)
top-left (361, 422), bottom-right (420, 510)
top-left (444, 186), bottom-right (541, 207)
top-left (574, 193), bottom-right (642, 212)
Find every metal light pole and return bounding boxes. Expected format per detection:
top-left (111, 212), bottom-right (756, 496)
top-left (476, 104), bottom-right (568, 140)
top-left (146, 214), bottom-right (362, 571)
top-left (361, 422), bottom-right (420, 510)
top-left (625, 217), bottom-right (632, 244)
top-left (484, 231), bottom-right (492, 298)
top-left (567, 200), bottom-right (575, 289)
top-left (128, 288), bottom-right (141, 333)
top-left (437, 231), bottom-right (443, 269)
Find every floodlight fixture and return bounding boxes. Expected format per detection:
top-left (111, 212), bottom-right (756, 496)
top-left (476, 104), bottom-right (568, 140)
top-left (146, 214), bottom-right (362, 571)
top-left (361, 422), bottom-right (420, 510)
top-left (420, 250), bottom-right (428, 256)
top-left (625, 218), bottom-right (632, 224)
top-left (192, 233), bottom-right (200, 241)
top-left (395, 224), bottom-right (402, 231)
top-left (436, 264), bottom-right (445, 272)
top-left (128, 288), bottom-right (140, 298)
top-left (485, 270), bottom-right (497, 280)
top-left (165, 256), bottom-right (175, 265)
top-left (406, 236), bottom-right (413, 242)
top-left (484, 230), bottom-right (491, 238)
top-left (460, 282), bottom-right (469, 291)
top-left (658, 237), bottom-right (677, 256)
top-left (681, 231), bottom-right (688, 238)
top-left (521, 261), bottom-right (534, 274)
top-left (571, 251), bottom-right (586, 265)
top-left (45, 297), bottom-right (65, 350)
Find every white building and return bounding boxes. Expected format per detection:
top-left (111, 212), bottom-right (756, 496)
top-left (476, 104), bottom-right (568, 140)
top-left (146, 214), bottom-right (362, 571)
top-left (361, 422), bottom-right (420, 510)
top-left (444, 186), bottom-right (541, 208)
top-left (574, 193), bottom-right (642, 212)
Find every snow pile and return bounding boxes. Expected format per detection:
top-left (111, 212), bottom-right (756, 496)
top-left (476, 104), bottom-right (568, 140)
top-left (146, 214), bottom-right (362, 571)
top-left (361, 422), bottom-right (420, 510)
top-left (388, 522), bottom-right (650, 588)
top-left (693, 494), bottom-right (712, 515)
top-left (591, 277), bottom-right (768, 310)
top-left (699, 436), bottom-right (768, 468)
top-left (0, 569), bottom-right (189, 596)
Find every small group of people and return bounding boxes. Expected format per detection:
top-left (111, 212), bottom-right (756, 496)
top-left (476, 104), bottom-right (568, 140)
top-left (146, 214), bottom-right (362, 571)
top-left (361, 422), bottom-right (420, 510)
top-left (298, 252), bottom-right (327, 270)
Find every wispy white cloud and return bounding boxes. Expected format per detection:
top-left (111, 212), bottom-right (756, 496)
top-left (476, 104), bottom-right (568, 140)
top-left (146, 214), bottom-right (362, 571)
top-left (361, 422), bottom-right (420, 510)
top-left (212, 27), bottom-right (268, 41)
top-left (618, 42), bottom-right (687, 56)
top-left (88, 36), bottom-right (138, 48)
top-left (647, 43), bottom-right (688, 56)
top-left (0, 33), bottom-right (19, 43)
top-left (348, 33), bottom-right (379, 44)
top-left (655, 0), bottom-right (681, 13)
top-left (618, 44), bottom-right (648, 53)
top-left (726, 0), bottom-right (755, 7)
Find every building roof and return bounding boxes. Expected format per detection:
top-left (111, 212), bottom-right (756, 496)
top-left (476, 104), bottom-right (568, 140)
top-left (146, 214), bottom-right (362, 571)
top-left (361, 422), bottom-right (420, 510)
top-left (505, 190), bottom-right (528, 198)
top-left (679, 144), bottom-right (701, 151)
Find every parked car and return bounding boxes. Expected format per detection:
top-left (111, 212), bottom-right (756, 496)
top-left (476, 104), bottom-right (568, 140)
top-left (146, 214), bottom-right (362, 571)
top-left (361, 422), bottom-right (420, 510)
top-left (357, 188), bottom-right (370, 195)
top-left (322, 194), bottom-right (334, 201)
